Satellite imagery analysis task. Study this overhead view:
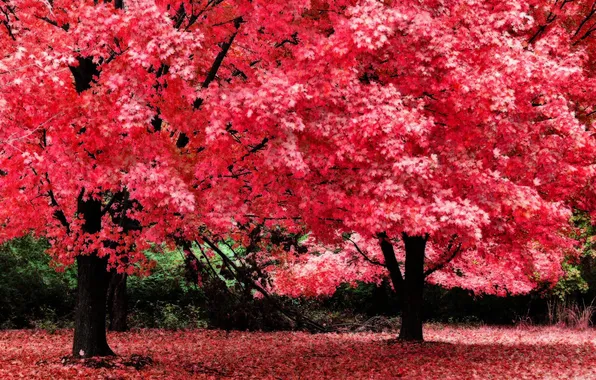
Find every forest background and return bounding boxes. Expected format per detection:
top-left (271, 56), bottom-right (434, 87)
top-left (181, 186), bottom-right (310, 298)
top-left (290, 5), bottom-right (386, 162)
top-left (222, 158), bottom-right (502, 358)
top-left (2, 215), bottom-right (594, 333)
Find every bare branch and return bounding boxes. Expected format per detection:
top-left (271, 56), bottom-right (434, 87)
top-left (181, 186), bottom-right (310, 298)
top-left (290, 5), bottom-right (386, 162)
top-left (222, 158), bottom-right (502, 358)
top-left (424, 236), bottom-right (462, 277)
top-left (176, 16), bottom-right (244, 148)
top-left (100, 191), bottom-right (124, 217)
top-left (200, 235), bottom-right (327, 332)
top-left (275, 32), bottom-right (299, 48)
top-left (573, 1), bottom-right (596, 38)
top-left (45, 174), bottom-right (70, 233)
top-left (346, 236), bottom-right (386, 267)
top-left (240, 137), bottom-right (269, 160)
top-left (192, 16), bottom-right (243, 110)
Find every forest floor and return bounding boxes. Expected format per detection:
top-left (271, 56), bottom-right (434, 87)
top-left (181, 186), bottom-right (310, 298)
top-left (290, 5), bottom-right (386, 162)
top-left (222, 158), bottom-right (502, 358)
top-left (0, 325), bottom-right (595, 379)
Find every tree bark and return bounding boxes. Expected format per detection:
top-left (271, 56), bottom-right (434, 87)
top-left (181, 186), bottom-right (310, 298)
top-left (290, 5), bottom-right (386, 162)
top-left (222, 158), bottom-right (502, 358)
top-left (399, 234), bottom-right (428, 342)
top-left (107, 270), bottom-right (128, 332)
top-left (72, 198), bottom-right (114, 357)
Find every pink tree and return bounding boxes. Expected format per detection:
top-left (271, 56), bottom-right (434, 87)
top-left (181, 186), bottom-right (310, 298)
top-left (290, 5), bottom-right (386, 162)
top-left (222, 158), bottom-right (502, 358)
top-left (0, 0), bottom-right (324, 356)
top-left (208, 0), bottom-right (596, 340)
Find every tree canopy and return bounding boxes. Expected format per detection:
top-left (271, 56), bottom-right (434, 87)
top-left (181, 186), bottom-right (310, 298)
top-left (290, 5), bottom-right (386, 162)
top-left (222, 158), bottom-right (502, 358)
top-left (1, 0), bottom-right (596, 347)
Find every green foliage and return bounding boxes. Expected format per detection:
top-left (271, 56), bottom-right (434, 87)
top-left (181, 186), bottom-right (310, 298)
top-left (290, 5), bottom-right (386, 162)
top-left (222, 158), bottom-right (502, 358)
top-left (325, 281), bottom-right (400, 316)
top-left (552, 262), bottom-right (589, 301)
top-left (321, 281), bottom-right (543, 325)
top-left (129, 302), bottom-right (206, 330)
top-left (572, 211), bottom-right (596, 258)
top-left (128, 249), bottom-right (202, 304)
top-left (0, 238), bottom-right (288, 331)
top-left (126, 249), bottom-right (207, 329)
top-left (31, 307), bottom-right (68, 334)
top-left (0, 236), bottom-right (76, 329)
top-left (0, 239), bottom-right (207, 330)
top-left (551, 211), bottom-right (596, 303)
top-left (184, 241), bottom-right (295, 331)
top-left (574, 214), bottom-right (596, 302)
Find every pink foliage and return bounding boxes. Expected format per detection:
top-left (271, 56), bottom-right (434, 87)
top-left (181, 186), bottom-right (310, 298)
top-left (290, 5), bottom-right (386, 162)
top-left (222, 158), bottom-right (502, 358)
top-left (268, 234), bottom-right (571, 296)
top-left (209, 0), bottom-right (596, 297)
top-left (0, 0), bottom-right (321, 271)
top-left (1, 0), bottom-right (596, 294)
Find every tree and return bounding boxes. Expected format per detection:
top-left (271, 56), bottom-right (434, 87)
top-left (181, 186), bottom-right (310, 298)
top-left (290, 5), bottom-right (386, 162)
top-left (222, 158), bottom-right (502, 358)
top-left (208, 0), bottom-right (596, 341)
top-left (0, 0), bottom-right (322, 356)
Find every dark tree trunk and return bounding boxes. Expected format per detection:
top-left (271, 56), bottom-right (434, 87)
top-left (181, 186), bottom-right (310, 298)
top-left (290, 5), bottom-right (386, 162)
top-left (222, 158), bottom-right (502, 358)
top-left (73, 198), bottom-right (114, 357)
top-left (107, 270), bottom-right (128, 332)
top-left (399, 234), bottom-right (428, 342)
top-left (69, 42), bottom-right (113, 357)
top-left (73, 254), bottom-right (114, 357)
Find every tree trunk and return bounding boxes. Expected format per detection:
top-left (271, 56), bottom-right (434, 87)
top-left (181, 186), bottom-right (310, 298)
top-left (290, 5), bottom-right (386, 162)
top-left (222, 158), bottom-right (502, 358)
top-left (107, 270), bottom-right (128, 332)
top-left (73, 254), bottom-right (114, 357)
top-left (399, 234), bottom-right (427, 342)
top-left (73, 198), bottom-right (114, 357)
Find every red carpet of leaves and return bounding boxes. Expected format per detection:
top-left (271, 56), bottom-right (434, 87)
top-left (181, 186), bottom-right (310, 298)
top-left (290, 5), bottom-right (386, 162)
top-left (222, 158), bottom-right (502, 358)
top-left (1, 326), bottom-right (595, 379)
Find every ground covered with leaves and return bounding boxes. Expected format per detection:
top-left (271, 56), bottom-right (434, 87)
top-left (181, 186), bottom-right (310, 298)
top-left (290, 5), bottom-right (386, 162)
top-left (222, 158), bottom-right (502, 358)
top-left (0, 326), bottom-right (595, 379)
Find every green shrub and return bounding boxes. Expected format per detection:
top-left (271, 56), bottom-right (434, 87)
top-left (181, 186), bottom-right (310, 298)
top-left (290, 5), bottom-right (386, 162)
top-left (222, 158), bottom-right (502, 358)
top-left (6, 235), bottom-right (595, 331)
top-left (0, 236), bottom-right (76, 329)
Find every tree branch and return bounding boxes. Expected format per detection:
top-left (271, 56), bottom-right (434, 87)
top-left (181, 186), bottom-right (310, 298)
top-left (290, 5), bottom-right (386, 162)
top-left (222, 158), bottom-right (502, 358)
top-left (424, 236), bottom-right (462, 278)
top-left (346, 236), bottom-right (386, 267)
top-left (377, 232), bottom-right (404, 290)
top-left (274, 32), bottom-right (299, 48)
top-left (176, 16), bottom-right (243, 148)
top-left (526, 0), bottom-right (573, 47)
top-left (573, 1), bottom-right (596, 38)
top-left (200, 235), bottom-right (328, 332)
top-left (192, 16), bottom-right (243, 110)
top-left (45, 174), bottom-right (70, 233)
top-left (100, 191), bottom-right (124, 217)
top-left (240, 137), bottom-right (269, 160)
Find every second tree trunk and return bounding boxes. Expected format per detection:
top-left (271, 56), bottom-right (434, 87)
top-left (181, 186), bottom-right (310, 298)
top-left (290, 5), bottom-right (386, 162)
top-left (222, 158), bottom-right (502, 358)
top-left (107, 271), bottom-right (128, 332)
